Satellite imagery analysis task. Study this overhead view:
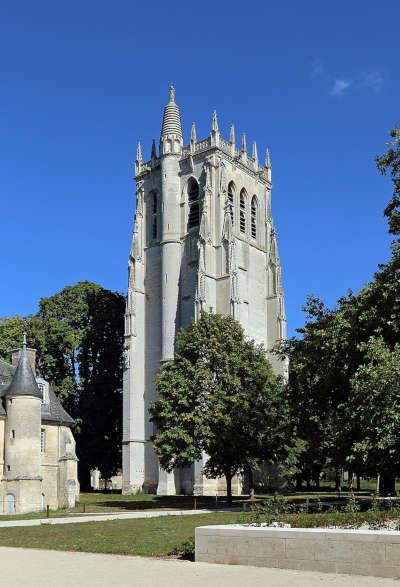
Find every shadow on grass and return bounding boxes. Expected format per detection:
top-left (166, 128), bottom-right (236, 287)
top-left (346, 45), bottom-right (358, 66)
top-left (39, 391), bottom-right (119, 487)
top-left (94, 495), bottom-right (243, 511)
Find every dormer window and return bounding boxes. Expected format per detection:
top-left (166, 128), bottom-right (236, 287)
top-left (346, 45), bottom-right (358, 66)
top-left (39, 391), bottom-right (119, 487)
top-left (187, 178), bottom-right (200, 229)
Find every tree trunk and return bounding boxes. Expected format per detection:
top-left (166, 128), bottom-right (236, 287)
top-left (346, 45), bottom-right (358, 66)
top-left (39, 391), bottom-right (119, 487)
top-left (356, 474), bottom-right (361, 491)
top-left (295, 475), bottom-right (302, 491)
top-left (313, 467), bottom-right (321, 490)
top-left (335, 469), bottom-right (342, 492)
top-left (225, 472), bottom-right (233, 506)
top-left (247, 467), bottom-right (254, 497)
top-left (380, 471), bottom-right (396, 496)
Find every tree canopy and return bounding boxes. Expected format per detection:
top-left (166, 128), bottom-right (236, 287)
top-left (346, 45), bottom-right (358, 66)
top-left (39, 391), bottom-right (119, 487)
top-left (283, 128), bottom-right (400, 493)
top-left (0, 281), bottom-right (125, 487)
top-left (150, 312), bottom-right (294, 503)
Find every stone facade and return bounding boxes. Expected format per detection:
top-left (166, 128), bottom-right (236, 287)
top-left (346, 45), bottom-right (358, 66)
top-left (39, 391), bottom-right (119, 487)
top-left (0, 342), bottom-right (79, 514)
top-left (123, 86), bottom-right (287, 496)
top-left (196, 525), bottom-right (400, 579)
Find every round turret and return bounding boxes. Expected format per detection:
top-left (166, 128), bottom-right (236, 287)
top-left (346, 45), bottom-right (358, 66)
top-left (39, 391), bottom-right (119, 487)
top-left (4, 339), bottom-right (42, 499)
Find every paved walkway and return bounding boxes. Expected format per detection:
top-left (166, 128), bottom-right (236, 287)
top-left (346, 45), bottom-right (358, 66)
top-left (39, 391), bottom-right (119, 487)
top-left (0, 508), bottom-right (233, 528)
top-left (0, 547), bottom-right (396, 586)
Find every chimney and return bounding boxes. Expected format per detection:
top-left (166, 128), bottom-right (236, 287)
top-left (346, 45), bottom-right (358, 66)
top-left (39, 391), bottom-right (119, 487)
top-left (12, 347), bottom-right (37, 375)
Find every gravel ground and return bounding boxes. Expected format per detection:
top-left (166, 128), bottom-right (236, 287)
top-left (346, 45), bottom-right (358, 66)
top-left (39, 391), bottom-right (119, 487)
top-left (0, 547), bottom-right (397, 586)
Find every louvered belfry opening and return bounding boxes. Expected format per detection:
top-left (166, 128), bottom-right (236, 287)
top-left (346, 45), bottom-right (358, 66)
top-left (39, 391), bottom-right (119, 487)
top-left (187, 178), bottom-right (200, 229)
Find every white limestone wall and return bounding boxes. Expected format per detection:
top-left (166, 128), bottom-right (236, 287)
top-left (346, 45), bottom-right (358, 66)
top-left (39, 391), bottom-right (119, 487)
top-left (196, 525), bottom-right (400, 578)
top-left (4, 396), bottom-right (41, 481)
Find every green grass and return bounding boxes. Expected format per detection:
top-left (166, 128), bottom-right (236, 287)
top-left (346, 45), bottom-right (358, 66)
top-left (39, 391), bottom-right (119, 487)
top-left (0, 489), bottom-right (392, 521)
top-left (0, 510), bottom-right (399, 557)
top-left (0, 512), bottom-right (244, 556)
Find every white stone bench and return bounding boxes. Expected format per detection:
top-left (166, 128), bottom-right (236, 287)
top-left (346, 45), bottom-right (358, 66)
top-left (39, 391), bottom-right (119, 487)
top-left (195, 525), bottom-right (400, 578)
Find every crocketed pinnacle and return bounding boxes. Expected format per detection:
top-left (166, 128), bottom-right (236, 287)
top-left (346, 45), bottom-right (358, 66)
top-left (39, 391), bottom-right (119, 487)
top-left (4, 337), bottom-right (42, 399)
top-left (161, 85), bottom-right (182, 138)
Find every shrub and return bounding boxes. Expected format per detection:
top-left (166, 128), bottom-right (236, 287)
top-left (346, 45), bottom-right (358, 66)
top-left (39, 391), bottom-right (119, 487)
top-left (169, 537), bottom-right (195, 559)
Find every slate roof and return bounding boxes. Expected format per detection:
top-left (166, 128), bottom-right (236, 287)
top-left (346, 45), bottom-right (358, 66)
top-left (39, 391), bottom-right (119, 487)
top-left (4, 347), bottom-right (42, 399)
top-left (0, 356), bottom-right (73, 426)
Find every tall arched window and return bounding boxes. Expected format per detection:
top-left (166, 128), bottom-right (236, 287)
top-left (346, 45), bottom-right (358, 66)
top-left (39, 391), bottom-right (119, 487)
top-left (187, 178), bottom-right (200, 229)
top-left (251, 196), bottom-right (258, 239)
top-left (150, 193), bottom-right (158, 240)
top-left (239, 189), bottom-right (247, 234)
top-left (227, 181), bottom-right (235, 226)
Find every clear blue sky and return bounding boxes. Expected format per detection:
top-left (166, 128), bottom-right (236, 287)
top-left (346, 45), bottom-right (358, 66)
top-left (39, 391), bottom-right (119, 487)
top-left (1, 1), bottom-right (399, 337)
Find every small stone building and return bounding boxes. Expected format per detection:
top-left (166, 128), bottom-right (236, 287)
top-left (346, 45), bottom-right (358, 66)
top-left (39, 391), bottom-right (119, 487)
top-left (0, 338), bottom-right (79, 514)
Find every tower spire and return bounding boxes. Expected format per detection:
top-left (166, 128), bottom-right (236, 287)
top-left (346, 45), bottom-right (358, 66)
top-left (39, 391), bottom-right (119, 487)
top-left (160, 84), bottom-right (183, 154)
top-left (5, 340), bottom-right (42, 399)
top-left (229, 124), bottom-right (235, 156)
top-left (191, 121), bottom-right (197, 143)
top-left (151, 139), bottom-right (157, 160)
top-left (135, 141), bottom-right (143, 175)
top-left (212, 111), bottom-right (219, 133)
top-left (265, 148), bottom-right (272, 181)
top-left (240, 133), bottom-right (247, 160)
top-left (252, 141), bottom-right (258, 160)
top-left (211, 111), bottom-right (220, 146)
top-left (229, 124), bottom-right (235, 145)
top-left (252, 141), bottom-right (258, 170)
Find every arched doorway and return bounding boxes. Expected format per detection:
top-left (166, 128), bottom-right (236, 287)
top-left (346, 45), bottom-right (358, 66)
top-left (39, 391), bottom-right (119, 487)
top-left (5, 493), bottom-right (15, 514)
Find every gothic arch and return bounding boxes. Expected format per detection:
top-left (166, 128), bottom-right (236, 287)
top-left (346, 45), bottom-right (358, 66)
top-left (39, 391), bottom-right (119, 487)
top-left (251, 195), bottom-right (258, 239)
top-left (239, 188), bottom-right (247, 234)
top-left (187, 177), bottom-right (200, 230)
top-left (227, 181), bottom-right (236, 227)
top-left (147, 190), bottom-right (158, 243)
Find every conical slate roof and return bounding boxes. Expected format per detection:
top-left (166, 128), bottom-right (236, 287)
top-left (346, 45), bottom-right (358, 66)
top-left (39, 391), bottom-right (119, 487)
top-left (161, 85), bottom-right (182, 138)
top-left (4, 344), bottom-right (42, 399)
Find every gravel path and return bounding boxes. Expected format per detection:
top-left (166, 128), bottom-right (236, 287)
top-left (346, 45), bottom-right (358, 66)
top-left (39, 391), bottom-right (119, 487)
top-left (0, 547), bottom-right (396, 586)
top-left (0, 508), bottom-right (232, 528)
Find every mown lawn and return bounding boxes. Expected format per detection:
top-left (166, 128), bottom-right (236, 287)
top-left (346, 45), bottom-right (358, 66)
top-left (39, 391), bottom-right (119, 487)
top-left (0, 510), bottom-right (399, 557)
top-left (0, 512), bottom-right (244, 556)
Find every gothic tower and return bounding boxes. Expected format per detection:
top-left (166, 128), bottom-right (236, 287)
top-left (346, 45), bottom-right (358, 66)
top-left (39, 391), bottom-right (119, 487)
top-left (122, 87), bottom-right (287, 495)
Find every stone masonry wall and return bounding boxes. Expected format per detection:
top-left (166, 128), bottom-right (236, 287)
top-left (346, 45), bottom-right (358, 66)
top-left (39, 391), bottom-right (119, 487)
top-left (195, 525), bottom-right (400, 578)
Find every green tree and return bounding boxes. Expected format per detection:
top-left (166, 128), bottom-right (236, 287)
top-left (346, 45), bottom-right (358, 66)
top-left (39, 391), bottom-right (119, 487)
top-left (0, 282), bottom-right (126, 488)
top-left (348, 338), bottom-right (400, 494)
top-left (36, 282), bottom-right (125, 487)
top-left (376, 127), bottom-right (400, 236)
top-left (150, 312), bottom-right (294, 504)
top-left (0, 315), bottom-right (43, 360)
top-left (284, 128), bottom-right (400, 492)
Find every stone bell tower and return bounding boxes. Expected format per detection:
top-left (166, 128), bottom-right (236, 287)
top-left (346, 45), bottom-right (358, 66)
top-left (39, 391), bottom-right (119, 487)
top-left (122, 87), bottom-right (287, 495)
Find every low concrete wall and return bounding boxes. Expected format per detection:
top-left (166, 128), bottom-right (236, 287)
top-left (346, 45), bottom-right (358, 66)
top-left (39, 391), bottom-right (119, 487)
top-left (195, 525), bottom-right (400, 578)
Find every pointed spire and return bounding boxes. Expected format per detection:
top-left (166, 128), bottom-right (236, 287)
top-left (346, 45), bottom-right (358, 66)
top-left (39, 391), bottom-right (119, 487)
top-left (135, 141), bottom-right (143, 175)
top-left (212, 111), bottom-right (219, 133)
top-left (136, 141), bottom-right (142, 162)
top-left (161, 84), bottom-right (182, 136)
top-left (211, 111), bottom-right (220, 146)
top-left (151, 139), bottom-right (157, 160)
top-left (229, 124), bottom-right (235, 156)
top-left (229, 124), bottom-right (235, 145)
top-left (252, 141), bottom-right (259, 170)
top-left (265, 148), bottom-right (271, 168)
top-left (265, 148), bottom-right (272, 181)
top-left (5, 338), bottom-right (42, 399)
top-left (252, 141), bottom-right (258, 161)
top-left (190, 122), bottom-right (197, 143)
top-left (241, 133), bottom-right (247, 153)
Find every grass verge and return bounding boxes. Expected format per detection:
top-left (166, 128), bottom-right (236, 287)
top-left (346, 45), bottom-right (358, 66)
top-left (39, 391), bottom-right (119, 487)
top-left (0, 510), bottom-right (399, 557)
